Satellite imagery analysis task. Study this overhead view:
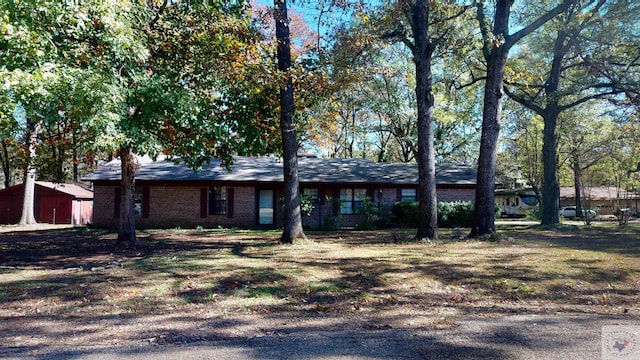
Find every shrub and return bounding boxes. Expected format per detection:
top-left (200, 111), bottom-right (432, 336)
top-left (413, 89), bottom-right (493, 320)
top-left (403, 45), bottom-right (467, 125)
top-left (321, 214), bottom-right (341, 230)
top-left (438, 201), bottom-right (474, 228)
top-left (391, 201), bottom-right (476, 228)
top-left (391, 201), bottom-right (420, 228)
top-left (355, 198), bottom-right (382, 230)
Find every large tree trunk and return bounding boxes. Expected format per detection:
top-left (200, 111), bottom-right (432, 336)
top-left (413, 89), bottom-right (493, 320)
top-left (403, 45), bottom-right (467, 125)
top-left (541, 112), bottom-right (560, 224)
top-left (275, 0), bottom-right (306, 244)
top-left (116, 147), bottom-right (137, 247)
top-left (470, 1), bottom-right (510, 238)
top-left (409, 1), bottom-right (438, 240)
top-left (470, 46), bottom-right (508, 237)
top-left (540, 30), bottom-right (565, 225)
top-left (19, 119), bottom-right (38, 225)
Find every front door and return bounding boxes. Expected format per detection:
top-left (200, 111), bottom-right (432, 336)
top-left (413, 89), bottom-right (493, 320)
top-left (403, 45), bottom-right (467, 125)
top-left (258, 189), bottom-right (274, 225)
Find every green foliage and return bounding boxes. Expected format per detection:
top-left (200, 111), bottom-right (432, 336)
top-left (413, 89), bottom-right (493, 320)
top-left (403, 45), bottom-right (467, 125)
top-left (300, 194), bottom-right (315, 218)
top-left (391, 201), bottom-right (477, 228)
top-left (437, 201), bottom-right (475, 228)
top-left (525, 207), bottom-right (542, 221)
top-left (320, 196), bottom-right (342, 230)
top-left (321, 214), bottom-right (342, 231)
top-left (1, 0), bottom-right (281, 178)
top-left (280, 194), bottom-right (315, 218)
top-left (391, 201), bottom-right (419, 228)
top-left (355, 198), bottom-right (381, 230)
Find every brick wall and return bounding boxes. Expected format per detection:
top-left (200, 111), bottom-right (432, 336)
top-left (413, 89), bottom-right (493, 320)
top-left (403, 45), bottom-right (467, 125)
top-left (93, 184), bottom-right (258, 229)
top-left (92, 185), bottom-right (117, 228)
top-left (92, 183), bottom-right (477, 229)
top-left (437, 188), bottom-right (476, 202)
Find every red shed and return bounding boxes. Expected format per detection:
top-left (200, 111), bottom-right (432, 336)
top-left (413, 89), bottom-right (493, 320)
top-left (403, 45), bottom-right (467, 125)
top-left (0, 181), bottom-right (93, 225)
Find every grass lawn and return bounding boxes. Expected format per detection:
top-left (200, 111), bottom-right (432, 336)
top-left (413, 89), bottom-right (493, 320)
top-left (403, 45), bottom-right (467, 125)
top-left (0, 223), bottom-right (639, 347)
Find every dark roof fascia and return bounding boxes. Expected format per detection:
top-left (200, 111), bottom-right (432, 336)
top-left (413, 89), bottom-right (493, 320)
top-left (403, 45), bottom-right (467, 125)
top-left (92, 180), bottom-right (120, 186)
top-left (98, 180), bottom-right (478, 190)
top-left (128, 180), bottom-right (284, 187)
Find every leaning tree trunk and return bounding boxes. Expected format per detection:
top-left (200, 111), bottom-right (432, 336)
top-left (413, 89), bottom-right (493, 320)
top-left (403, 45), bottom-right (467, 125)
top-left (116, 147), bottom-right (137, 247)
top-left (470, 0), bottom-right (511, 238)
top-left (275, 0), bottom-right (306, 244)
top-left (19, 120), bottom-right (39, 225)
top-left (410, 1), bottom-right (438, 241)
top-left (470, 46), bottom-right (508, 237)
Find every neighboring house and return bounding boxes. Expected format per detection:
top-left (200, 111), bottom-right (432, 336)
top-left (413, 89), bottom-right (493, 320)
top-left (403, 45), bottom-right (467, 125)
top-left (83, 156), bottom-right (481, 229)
top-left (0, 181), bottom-right (93, 225)
top-left (559, 186), bottom-right (640, 215)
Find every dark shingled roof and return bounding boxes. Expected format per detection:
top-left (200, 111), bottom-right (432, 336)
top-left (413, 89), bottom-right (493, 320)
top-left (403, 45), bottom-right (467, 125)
top-left (82, 156), bottom-right (478, 185)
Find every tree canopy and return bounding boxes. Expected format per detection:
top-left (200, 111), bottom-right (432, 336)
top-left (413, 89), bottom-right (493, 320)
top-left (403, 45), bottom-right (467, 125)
top-left (2, 0), bottom-right (640, 234)
top-left (1, 0), bottom-right (280, 241)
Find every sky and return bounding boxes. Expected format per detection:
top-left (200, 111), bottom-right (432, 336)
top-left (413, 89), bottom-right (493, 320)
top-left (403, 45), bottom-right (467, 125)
top-left (253, 0), bottom-right (371, 48)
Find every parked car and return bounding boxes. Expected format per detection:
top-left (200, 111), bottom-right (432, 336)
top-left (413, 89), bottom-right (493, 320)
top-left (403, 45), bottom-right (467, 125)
top-left (559, 206), bottom-right (596, 219)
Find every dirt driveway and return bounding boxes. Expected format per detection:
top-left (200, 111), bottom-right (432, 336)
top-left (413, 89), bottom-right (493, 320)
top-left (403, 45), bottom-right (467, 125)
top-left (3, 314), bottom-right (637, 359)
top-left (1, 225), bottom-right (639, 359)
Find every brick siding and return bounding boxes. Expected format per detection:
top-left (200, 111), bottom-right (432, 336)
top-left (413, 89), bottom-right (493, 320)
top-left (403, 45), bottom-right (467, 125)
top-left (92, 184), bottom-right (476, 229)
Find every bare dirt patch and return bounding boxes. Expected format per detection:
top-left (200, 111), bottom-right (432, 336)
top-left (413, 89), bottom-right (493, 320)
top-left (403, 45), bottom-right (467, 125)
top-left (1, 225), bottom-right (639, 352)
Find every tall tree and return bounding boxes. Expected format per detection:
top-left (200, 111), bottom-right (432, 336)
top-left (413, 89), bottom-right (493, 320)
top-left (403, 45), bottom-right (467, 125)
top-left (504, 0), bottom-right (638, 224)
top-left (397, 0), bottom-right (438, 240)
top-left (558, 106), bottom-right (611, 216)
top-left (275, 0), bottom-right (306, 243)
top-left (2, 1), bottom-right (277, 244)
top-left (392, 1), bottom-right (475, 239)
top-left (470, 0), bottom-right (571, 237)
top-left (325, 1), bottom-right (473, 239)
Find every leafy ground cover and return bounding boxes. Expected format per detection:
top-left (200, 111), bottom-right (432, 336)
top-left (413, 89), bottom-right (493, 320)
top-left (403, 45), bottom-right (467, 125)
top-left (0, 223), bottom-right (639, 349)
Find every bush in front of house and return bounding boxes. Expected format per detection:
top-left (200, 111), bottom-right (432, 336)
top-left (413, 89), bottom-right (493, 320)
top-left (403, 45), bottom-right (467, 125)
top-left (437, 201), bottom-right (475, 228)
top-left (391, 201), bottom-right (476, 228)
top-left (391, 201), bottom-right (420, 228)
top-left (356, 198), bottom-right (390, 230)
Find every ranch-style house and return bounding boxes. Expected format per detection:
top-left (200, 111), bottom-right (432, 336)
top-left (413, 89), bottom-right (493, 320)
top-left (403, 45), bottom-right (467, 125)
top-left (83, 155), bottom-right (480, 229)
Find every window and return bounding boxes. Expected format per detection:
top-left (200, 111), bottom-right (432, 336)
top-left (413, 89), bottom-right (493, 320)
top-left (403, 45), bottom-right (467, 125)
top-left (521, 195), bottom-right (538, 206)
top-left (209, 186), bottom-right (226, 215)
top-left (340, 188), bottom-right (367, 215)
top-left (303, 188), bottom-right (319, 204)
top-left (401, 188), bottom-right (417, 202)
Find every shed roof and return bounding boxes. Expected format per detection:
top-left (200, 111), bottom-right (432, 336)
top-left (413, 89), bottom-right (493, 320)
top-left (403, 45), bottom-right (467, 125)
top-left (36, 181), bottom-right (94, 199)
top-left (0, 181), bottom-right (93, 199)
top-left (83, 156), bottom-right (478, 186)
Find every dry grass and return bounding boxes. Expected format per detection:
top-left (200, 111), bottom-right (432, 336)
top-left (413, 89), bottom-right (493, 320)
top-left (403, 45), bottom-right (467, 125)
top-left (1, 224), bottom-right (639, 348)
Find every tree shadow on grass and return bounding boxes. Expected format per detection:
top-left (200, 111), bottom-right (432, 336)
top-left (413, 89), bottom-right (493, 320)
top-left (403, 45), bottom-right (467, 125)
top-left (1, 227), bottom-right (639, 359)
